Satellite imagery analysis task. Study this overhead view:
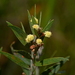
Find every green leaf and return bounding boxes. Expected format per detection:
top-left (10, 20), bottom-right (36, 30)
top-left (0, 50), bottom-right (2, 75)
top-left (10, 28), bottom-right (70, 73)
top-left (12, 49), bottom-right (31, 59)
top-left (27, 10), bottom-right (35, 34)
top-left (6, 21), bottom-right (26, 46)
top-left (0, 51), bottom-right (29, 68)
top-left (32, 16), bottom-right (37, 24)
top-left (20, 22), bottom-right (26, 33)
top-left (49, 56), bottom-right (69, 75)
top-left (39, 12), bottom-right (42, 26)
top-left (10, 44), bottom-right (31, 65)
top-left (34, 4), bottom-right (36, 17)
top-left (13, 53), bottom-right (30, 65)
top-left (41, 56), bottom-right (69, 75)
top-left (11, 44), bottom-right (31, 59)
top-left (22, 68), bottom-right (30, 75)
top-left (42, 19), bottom-right (54, 32)
top-left (35, 57), bottom-right (69, 67)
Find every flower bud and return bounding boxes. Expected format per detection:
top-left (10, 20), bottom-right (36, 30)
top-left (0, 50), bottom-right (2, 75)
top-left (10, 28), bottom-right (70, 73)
top-left (44, 31), bottom-right (52, 38)
top-left (30, 17), bottom-right (38, 24)
top-left (32, 24), bottom-right (39, 30)
top-left (36, 39), bottom-right (42, 45)
top-left (34, 17), bottom-right (38, 24)
top-left (25, 34), bottom-right (34, 43)
top-left (30, 19), bottom-right (32, 22)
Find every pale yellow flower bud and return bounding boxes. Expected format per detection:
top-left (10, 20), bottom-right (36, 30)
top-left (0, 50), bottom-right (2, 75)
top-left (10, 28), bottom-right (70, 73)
top-left (32, 24), bottom-right (39, 30)
top-left (36, 39), bottom-right (42, 45)
top-left (44, 31), bottom-right (52, 38)
top-left (30, 19), bottom-right (32, 22)
top-left (34, 17), bottom-right (38, 24)
top-left (25, 34), bottom-right (34, 43)
top-left (30, 17), bottom-right (38, 24)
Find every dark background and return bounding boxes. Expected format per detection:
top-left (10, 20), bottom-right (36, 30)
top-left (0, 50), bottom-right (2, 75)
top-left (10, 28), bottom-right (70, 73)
top-left (0, 0), bottom-right (75, 75)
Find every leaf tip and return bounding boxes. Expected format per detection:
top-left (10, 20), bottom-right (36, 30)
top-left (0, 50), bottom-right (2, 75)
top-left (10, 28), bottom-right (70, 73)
top-left (0, 47), bottom-right (3, 51)
top-left (6, 21), bottom-right (9, 24)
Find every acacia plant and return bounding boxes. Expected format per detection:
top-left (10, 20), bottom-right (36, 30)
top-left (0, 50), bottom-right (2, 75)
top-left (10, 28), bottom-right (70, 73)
top-left (0, 6), bottom-right (69, 75)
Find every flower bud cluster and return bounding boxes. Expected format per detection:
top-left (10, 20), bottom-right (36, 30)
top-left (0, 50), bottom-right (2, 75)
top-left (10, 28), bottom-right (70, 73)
top-left (25, 17), bottom-right (52, 45)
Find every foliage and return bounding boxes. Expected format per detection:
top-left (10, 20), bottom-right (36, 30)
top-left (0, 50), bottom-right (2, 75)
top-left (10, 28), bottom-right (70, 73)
top-left (0, 6), bottom-right (69, 75)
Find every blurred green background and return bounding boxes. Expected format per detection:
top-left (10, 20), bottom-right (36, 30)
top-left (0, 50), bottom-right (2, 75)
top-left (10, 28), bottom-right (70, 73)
top-left (0, 0), bottom-right (75, 75)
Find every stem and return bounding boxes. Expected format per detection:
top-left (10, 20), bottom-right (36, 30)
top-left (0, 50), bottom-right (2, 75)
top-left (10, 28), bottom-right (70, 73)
top-left (30, 60), bottom-right (33, 75)
top-left (30, 51), bottom-right (34, 75)
top-left (35, 67), bottom-right (39, 75)
top-left (35, 46), bottom-right (44, 75)
top-left (30, 45), bottom-right (44, 75)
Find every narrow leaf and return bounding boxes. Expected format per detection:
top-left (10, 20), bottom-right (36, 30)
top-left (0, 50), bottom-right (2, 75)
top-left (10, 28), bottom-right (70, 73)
top-left (35, 57), bottom-right (69, 66)
top-left (27, 10), bottom-right (35, 34)
top-left (20, 22), bottom-right (26, 33)
top-left (13, 53), bottom-right (30, 65)
top-left (22, 68), bottom-right (30, 75)
top-left (0, 51), bottom-right (29, 68)
top-left (12, 49), bottom-right (31, 59)
top-left (6, 21), bottom-right (26, 46)
top-left (32, 16), bottom-right (37, 24)
top-left (11, 42), bottom-right (31, 65)
top-left (42, 19), bottom-right (54, 32)
top-left (49, 56), bottom-right (69, 75)
top-left (34, 4), bottom-right (36, 17)
top-left (39, 12), bottom-right (42, 26)
top-left (11, 44), bottom-right (31, 59)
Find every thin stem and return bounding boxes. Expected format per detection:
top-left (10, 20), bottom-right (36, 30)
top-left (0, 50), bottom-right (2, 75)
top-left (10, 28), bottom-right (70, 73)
top-left (35, 46), bottom-right (44, 75)
top-left (35, 67), bottom-right (39, 75)
top-left (30, 60), bottom-right (33, 75)
top-left (30, 51), bottom-right (34, 75)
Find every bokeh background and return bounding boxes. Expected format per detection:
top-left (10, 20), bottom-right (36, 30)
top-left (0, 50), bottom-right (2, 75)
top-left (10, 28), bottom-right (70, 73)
top-left (0, 0), bottom-right (75, 75)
